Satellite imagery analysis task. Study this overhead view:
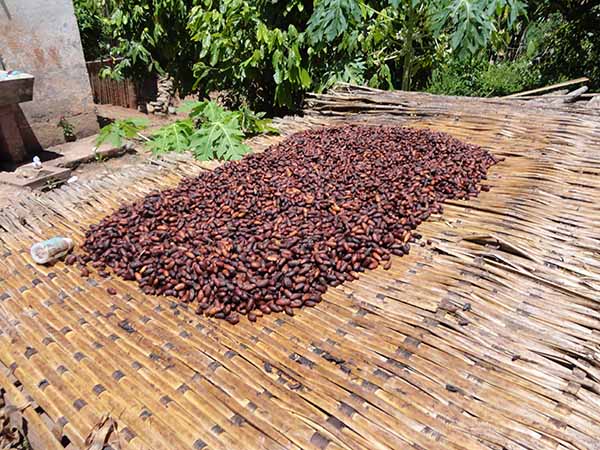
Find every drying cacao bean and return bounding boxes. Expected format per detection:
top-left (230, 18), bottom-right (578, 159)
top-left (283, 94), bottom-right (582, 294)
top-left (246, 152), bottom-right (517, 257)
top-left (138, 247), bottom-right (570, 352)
top-left (80, 125), bottom-right (497, 323)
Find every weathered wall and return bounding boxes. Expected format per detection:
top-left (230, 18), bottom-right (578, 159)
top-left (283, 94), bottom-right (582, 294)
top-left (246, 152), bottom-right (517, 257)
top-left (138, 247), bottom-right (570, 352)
top-left (0, 0), bottom-right (97, 152)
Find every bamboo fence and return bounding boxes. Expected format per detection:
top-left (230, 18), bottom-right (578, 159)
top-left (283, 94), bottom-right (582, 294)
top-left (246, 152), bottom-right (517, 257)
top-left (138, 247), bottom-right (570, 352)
top-left (86, 59), bottom-right (157, 109)
top-left (1, 85), bottom-right (600, 449)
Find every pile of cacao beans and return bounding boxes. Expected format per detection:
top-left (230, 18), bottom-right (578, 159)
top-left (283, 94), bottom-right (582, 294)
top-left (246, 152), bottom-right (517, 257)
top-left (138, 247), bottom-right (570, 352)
top-left (78, 125), bottom-right (497, 324)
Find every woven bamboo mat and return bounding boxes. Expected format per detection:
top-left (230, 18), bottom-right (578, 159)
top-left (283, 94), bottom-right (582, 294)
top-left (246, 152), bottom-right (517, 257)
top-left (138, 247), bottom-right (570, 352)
top-left (1, 87), bottom-right (600, 449)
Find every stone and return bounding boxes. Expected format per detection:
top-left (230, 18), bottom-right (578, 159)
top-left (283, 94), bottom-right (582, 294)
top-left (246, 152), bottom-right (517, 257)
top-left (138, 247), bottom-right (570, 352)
top-left (0, 72), bottom-right (34, 105)
top-left (0, 164), bottom-right (72, 188)
top-left (15, 165), bottom-right (42, 179)
top-left (146, 103), bottom-right (155, 113)
top-left (168, 106), bottom-right (177, 115)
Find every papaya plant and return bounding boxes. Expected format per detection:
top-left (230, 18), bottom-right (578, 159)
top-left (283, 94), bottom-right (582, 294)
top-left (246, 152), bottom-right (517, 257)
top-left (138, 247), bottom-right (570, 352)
top-left (96, 101), bottom-right (276, 161)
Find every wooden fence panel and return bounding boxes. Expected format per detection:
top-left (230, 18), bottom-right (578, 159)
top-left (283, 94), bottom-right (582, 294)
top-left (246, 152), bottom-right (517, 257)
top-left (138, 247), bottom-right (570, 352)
top-left (86, 59), bottom-right (157, 109)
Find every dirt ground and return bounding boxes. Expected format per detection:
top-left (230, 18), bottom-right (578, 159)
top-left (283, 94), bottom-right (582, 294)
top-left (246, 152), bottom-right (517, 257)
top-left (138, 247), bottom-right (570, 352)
top-left (0, 105), bottom-right (180, 209)
top-left (72, 150), bottom-right (149, 182)
top-left (96, 103), bottom-right (185, 126)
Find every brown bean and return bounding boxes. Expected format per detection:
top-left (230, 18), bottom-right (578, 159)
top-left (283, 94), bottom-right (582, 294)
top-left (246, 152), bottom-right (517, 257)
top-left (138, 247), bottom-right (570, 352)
top-left (290, 300), bottom-right (303, 308)
top-left (78, 125), bottom-right (496, 324)
top-left (226, 313), bottom-right (240, 325)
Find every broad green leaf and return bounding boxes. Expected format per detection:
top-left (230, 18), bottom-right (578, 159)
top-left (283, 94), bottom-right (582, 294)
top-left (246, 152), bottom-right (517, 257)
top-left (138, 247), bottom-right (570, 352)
top-left (299, 67), bottom-right (312, 87)
top-left (96, 119), bottom-right (148, 148)
top-left (189, 116), bottom-right (250, 161)
top-left (145, 119), bottom-right (194, 155)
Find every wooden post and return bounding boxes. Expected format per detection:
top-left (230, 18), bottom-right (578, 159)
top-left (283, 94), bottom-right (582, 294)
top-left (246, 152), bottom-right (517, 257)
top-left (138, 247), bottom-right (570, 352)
top-left (0, 104), bottom-right (28, 163)
top-left (0, 73), bottom-right (35, 163)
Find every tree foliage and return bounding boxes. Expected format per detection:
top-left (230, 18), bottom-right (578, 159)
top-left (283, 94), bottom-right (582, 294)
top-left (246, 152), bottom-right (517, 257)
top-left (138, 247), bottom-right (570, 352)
top-left (73, 0), bottom-right (110, 60)
top-left (75, 0), bottom-right (528, 110)
top-left (527, 0), bottom-right (600, 90)
top-left (430, 0), bottom-right (527, 57)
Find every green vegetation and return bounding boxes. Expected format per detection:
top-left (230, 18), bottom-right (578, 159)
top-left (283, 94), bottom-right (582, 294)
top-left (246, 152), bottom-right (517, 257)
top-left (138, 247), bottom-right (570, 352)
top-left (74, 1), bottom-right (599, 109)
top-left (428, 58), bottom-right (541, 97)
top-left (429, 1), bottom-right (600, 97)
top-left (95, 118), bottom-right (149, 148)
top-left (57, 116), bottom-right (77, 142)
top-left (96, 101), bottom-right (276, 161)
top-left (73, 0), bottom-right (110, 61)
top-left (528, 1), bottom-right (600, 91)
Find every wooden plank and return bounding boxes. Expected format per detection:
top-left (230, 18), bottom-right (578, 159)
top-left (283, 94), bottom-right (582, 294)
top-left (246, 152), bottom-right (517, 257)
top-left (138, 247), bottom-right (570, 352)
top-left (552, 85), bottom-right (589, 104)
top-left (0, 104), bottom-right (28, 162)
top-left (503, 77), bottom-right (589, 98)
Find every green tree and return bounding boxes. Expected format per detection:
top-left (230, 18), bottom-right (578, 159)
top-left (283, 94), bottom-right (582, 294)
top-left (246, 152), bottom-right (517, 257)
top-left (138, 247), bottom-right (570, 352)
top-left (73, 0), bottom-right (109, 60)
top-left (527, 0), bottom-right (600, 89)
top-left (75, 0), bottom-right (529, 109)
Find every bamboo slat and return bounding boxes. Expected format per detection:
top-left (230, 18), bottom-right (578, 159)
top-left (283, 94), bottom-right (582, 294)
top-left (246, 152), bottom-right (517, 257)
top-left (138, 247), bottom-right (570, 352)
top-left (1, 87), bottom-right (600, 449)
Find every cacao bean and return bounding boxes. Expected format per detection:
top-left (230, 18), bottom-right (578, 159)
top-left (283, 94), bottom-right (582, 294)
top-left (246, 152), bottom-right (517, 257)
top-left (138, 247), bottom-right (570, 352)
top-left (79, 125), bottom-right (496, 324)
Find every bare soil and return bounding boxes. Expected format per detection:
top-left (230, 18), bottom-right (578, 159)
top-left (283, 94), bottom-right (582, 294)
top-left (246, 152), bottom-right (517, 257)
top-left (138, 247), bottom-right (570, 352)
top-left (0, 105), bottom-right (181, 209)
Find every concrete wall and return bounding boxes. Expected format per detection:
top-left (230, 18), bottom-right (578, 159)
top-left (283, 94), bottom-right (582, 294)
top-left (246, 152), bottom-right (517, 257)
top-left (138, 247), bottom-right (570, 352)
top-left (0, 0), bottom-right (97, 152)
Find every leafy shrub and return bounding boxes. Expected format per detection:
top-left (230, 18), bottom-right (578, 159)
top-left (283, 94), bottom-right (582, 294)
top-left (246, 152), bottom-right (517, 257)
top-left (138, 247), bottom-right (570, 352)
top-left (427, 57), bottom-right (540, 97)
top-left (184, 101), bottom-right (251, 161)
top-left (96, 103), bottom-right (276, 161)
top-left (145, 120), bottom-right (194, 155)
top-left (237, 106), bottom-right (278, 135)
top-left (524, 1), bottom-right (600, 91)
top-left (428, 1), bottom-right (598, 97)
top-left (57, 117), bottom-right (77, 142)
top-left (427, 59), bottom-right (488, 96)
top-left (478, 59), bottom-right (541, 96)
top-left (95, 118), bottom-right (149, 148)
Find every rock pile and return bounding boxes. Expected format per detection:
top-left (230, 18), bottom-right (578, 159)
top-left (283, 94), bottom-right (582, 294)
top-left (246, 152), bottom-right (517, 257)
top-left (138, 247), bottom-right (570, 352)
top-left (146, 76), bottom-right (176, 115)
